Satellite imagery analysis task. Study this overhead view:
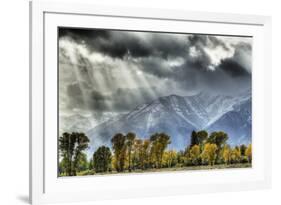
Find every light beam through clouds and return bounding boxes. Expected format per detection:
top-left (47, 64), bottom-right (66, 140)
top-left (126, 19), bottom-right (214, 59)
top-left (58, 28), bottom-right (252, 132)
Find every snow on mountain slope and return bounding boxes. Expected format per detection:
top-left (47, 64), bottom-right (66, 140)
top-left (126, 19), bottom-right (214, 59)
top-left (206, 98), bottom-right (251, 145)
top-left (86, 97), bottom-right (197, 151)
top-left (86, 90), bottom-right (251, 151)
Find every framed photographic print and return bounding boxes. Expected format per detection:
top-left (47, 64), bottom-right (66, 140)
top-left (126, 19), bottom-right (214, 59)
top-left (30, 1), bottom-right (272, 204)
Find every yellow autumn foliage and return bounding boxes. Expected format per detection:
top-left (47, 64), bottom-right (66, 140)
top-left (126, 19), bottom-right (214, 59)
top-left (245, 144), bottom-right (252, 163)
top-left (201, 143), bottom-right (217, 166)
top-left (189, 145), bottom-right (201, 165)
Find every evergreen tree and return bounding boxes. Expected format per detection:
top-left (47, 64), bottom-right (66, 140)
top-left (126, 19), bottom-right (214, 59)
top-left (59, 132), bottom-right (89, 176)
top-left (93, 146), bottom-right (112, 173)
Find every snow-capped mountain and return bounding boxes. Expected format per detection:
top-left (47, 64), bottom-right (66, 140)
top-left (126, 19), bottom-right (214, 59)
top-left (86, 90), bottom-right (251, 151)
top-left (207, 98), bottom-right (251, 145)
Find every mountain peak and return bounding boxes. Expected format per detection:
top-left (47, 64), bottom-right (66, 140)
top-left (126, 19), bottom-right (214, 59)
top-left (85, 90), bottom-right (251, 151)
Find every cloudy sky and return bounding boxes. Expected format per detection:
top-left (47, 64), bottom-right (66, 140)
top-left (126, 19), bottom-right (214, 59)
top-left (58, 28), bottom-right (252, 124)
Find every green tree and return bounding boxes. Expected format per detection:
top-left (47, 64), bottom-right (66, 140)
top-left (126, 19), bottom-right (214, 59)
top-left (201, 143), bottom-right (218, 166)
top-left (197, 130), bottom-right (208, 145)
top-left (176, 150), bottom-right (185, 166)
top-left (76, 152), bottom-right (89, 172)
top-left (111, 133), bottom-right (126, 172)
top-left (189, 130), bottom-right (208, 152)
top-left (150, 133), bottom-right (171, 168)
top-left (93, 146), bottom-right (112, 173)
top-left (184, 146), bottom-right (193, 166)
top-left (72, 133), bottom-right (90, 175)
top-left (59, 132), bottom-right (89, 176)
top-left (240, 144), bottom-right (249, 163)
top-left (190, 130), bottom-right (199, 148)
top-left (88, 158), bottom-right (94, 170)
top-left (240, 144), bottom-right (247, 156)
top-left (207, 131), bottom-right (228, 163)
top-left (58, 157), bottom-right (68, 175)
top-left (207, 131), bottom-right (228, 148)
top-left (126, 132), bottom-right (136, 172)
top-left (131, 138), bottom-right (143, 170)
top-left (139, 139), bottom-right (151, 170)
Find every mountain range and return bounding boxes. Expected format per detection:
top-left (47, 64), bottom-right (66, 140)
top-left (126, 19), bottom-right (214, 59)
top-left (84, 90), bottom-right (251, 151)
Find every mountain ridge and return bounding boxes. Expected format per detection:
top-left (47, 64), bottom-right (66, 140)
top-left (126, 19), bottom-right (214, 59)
top-left (86, 91), bottom-right (251, 151)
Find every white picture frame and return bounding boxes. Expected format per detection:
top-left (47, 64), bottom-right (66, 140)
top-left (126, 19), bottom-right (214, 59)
top-left (30, 1), bottom-right (272, 204)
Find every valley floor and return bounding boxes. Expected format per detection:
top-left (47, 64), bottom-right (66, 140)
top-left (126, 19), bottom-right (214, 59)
top-left (60, 163), bottom-right (251, 177)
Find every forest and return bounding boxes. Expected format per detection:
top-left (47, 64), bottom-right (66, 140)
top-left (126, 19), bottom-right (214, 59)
top-left (58, 130), bottom-right (252, 176)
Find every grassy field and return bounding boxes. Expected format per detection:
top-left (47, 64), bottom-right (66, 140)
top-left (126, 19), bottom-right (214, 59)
top-left (59, 163), bottom-right (251, 177)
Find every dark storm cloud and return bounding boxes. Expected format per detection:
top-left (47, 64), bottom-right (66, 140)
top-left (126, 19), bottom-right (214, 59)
top-left (98, 36), bottom-right (152, 59)
top-left (231, 42), bottom-right (252, 72)
top-left (59, 28), bottom-right (110, 41)
top-left (59, 28), bottom-right (152, 58)
top-left (59, 28), bottom-right (189, 59)
top-left (218, 59), bottom-right (250, 77)
top-left (133, 34), bottom-right (251, 91)
top-left (59, 27), bottom-right (252, 114)
top-left (168, 60), bottom-right (247, 94)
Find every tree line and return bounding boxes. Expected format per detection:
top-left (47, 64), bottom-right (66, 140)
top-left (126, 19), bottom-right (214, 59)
top-left (59, 130), bottom-right (252, 176)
